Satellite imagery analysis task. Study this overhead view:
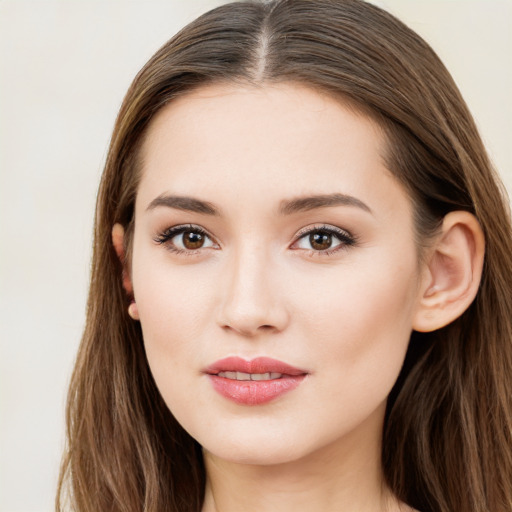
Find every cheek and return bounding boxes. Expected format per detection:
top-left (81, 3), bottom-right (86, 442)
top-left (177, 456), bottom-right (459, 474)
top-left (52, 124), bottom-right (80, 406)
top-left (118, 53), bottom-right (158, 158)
top-left (133, 265), bottom-right (218, 425)
top-left (130, 247), bottom-right (219, 376)
top-left (291, 255), bottom-right (418, 387)
top-left (280, 263), bottom-right (418, 449)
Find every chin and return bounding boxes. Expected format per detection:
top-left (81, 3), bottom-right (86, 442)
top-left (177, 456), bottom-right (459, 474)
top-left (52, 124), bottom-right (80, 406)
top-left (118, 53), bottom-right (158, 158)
top-left (196, 420), bottom-right (328, 467)
top-left (205, 439), bottom-right (305, 466)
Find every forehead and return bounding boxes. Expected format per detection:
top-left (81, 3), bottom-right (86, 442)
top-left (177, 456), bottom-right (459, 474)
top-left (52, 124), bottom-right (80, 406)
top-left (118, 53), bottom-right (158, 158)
top-left (142, 82), bottom-right (385, 155)
top-left (136, 82), bottom-right (410, 223)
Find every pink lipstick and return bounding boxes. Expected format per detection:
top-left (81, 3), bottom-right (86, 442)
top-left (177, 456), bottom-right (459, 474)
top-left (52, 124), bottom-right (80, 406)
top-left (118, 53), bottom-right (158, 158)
top-left (204, 357), bottom-right (307, 405)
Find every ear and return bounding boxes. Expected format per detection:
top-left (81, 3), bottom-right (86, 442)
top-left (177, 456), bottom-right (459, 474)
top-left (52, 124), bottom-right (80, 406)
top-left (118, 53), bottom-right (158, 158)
top-left (413, 211), bottom-right (485, 332)
top-left (112, 223), bottom-right (134, 298)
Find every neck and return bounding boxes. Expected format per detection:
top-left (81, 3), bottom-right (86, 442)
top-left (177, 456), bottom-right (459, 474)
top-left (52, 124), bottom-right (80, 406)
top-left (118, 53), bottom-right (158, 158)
top-left (201, 405), bottom-right (409, 512)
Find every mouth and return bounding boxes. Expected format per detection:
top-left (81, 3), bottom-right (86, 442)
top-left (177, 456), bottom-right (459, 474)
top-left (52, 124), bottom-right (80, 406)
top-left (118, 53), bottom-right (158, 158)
top-left (216, 371), bottom-right (283, 381)
top-left (204, 357), bottom-right (308, 405)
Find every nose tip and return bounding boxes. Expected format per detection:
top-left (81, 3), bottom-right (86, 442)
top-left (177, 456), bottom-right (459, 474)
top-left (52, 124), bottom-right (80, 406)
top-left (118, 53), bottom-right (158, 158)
top-left (218, 292), bottom-right (289, 337)
top-left (216, 252), bottom-right (289, 337)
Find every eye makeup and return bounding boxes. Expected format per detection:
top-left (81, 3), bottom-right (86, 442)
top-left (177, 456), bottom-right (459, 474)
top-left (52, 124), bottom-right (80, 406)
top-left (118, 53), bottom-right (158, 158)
top-left (291, 224), bottom-right (357, 256)
top-left (153, 224), bottom-right (218, 256)
top-left (153, 223), bottom-right (358, 258)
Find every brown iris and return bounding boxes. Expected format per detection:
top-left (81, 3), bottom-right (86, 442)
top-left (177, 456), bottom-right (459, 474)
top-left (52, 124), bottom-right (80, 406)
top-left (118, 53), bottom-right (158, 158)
top-left (310, 231), bottom-right (333, 250)
top-left (183, 230), bottom-right (205, 249)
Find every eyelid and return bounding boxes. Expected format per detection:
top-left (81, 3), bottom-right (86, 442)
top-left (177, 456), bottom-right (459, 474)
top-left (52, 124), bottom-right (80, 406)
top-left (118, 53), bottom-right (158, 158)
top-left (291, 224), bottom-right (357, 254)
top-left (154, 224), bottom-right (219, 253)
top-left (154, 223), bottom-right (357, 257)
top-left (293, 223), bottom-right (353, 240)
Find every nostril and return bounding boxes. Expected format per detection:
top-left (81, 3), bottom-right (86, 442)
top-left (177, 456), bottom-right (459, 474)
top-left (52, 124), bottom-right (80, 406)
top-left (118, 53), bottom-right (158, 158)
top-left (221, 323), bottom-right (276, 337)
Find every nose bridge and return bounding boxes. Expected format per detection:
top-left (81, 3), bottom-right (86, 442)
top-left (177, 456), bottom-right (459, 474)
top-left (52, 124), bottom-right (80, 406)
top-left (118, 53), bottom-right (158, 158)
top-left (218, 239), bottom-right (288, 336)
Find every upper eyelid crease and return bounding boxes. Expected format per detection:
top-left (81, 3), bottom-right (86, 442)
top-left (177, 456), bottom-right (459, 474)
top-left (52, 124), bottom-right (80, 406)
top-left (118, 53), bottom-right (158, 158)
top-left (154, 224), bottom-right (214, 241)
top-left (157, 225), bottom-right (351, 241)
top-left (294, 225), bottom-right (356, 246)
top-left (295, 223), bottom-right (352, 237)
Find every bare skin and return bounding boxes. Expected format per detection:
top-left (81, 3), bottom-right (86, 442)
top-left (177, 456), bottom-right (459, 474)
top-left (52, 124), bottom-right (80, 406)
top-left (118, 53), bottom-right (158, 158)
top-left (113, 82), bottom-right (483, 512)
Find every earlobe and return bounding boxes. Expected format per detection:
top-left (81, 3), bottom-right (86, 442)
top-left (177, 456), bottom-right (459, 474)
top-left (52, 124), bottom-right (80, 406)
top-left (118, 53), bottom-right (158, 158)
top-left (112, 223), bottom-right (134, 298)
top-left (413, 211), bottom-right (485, 333)
top-left (128, 300), bottom-right (140, 321)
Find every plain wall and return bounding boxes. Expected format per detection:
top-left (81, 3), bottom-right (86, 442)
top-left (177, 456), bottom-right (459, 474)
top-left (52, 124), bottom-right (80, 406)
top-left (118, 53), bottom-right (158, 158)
top-left (0, 1), bottom-right (510, 511)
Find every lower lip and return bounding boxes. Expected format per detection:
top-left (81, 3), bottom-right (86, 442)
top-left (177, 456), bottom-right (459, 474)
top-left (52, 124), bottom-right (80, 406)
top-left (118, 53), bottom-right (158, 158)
top-left (208, 375), bottom-right (306, 405)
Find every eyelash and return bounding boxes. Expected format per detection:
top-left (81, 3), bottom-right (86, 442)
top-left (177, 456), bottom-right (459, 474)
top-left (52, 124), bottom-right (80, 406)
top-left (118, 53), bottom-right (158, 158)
top-left (154, 223), bottom-right (357, 257)
top-left (293, 224), bottom-right (357, 256)
top-left (154, 224), bottom-right (215, 256)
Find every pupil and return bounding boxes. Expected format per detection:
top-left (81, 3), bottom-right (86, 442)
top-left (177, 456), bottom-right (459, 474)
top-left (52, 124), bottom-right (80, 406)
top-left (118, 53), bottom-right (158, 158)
top-left (310, 232), bottom-right (332, 250)
top-left (183, 231), bottom-right (204, 249)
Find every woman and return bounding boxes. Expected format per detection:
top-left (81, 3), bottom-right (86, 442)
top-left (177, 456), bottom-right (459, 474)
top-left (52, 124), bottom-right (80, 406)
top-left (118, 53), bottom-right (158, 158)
top-left (56, 1), bottom-right (512, 511)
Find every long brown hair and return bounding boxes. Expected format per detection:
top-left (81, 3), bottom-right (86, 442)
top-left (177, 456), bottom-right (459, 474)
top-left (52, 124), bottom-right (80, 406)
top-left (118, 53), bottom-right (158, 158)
top-left (57, 1), bottom-right (512, 511)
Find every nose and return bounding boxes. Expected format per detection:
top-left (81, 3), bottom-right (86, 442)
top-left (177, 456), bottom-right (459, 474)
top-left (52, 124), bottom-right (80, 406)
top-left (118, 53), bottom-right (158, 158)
top-left (217, 244), bottom-right (290, 337)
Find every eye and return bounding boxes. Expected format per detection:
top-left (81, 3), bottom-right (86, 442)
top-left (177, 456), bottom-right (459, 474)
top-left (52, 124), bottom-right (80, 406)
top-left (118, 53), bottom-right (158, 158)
top-left (292, 225), bottom-right (356, 255)
top-left (154, 224), bottom-right (218, 254)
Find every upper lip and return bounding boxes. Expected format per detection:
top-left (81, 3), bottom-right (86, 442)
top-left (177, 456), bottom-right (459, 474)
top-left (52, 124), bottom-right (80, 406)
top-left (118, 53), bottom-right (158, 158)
top-left (204, 357), bottom-right (308, 376)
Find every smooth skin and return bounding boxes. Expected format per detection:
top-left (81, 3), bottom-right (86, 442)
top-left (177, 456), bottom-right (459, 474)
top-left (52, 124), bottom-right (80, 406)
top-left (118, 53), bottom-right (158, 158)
top-left (112, 83), bottom-right (484, 512)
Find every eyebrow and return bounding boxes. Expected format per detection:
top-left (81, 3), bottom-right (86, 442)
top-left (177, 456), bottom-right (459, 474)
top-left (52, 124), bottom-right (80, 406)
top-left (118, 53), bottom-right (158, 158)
top-left (146, 194), bottom-right (220, 215)
top-left (146, 192), bottom-right (372, 216)
top-left (278, 193), bottom-right (372, 216)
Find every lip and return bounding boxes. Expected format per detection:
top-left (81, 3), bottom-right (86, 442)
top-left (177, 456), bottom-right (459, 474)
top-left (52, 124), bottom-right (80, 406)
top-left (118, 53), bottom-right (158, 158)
top-left (204, 357), bottom-right (308, 405)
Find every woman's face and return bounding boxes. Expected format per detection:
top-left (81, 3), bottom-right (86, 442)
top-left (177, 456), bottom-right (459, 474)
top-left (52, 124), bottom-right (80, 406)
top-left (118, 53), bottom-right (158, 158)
top-left (130, 83), bottom-right (427, 465)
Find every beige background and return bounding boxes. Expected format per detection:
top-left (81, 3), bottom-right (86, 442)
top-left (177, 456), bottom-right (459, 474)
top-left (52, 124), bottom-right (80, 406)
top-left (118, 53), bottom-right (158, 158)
top-left (0, 1), bottom-right (510, 511)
